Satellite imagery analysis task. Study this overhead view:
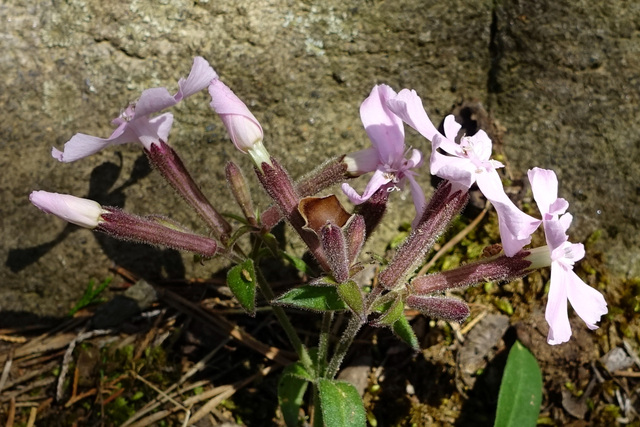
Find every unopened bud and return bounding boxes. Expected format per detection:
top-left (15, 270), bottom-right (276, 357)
top-left (30, 191), bottom-right (106, 228)
top-left (209, 79), bottom-right (271, 167)
top-left (225, 161), bottom-right (257, 226)
top-left (411, 250), bottom-right (533, 295)
top-left (320, 223), bottom-right (350, 283)
top-left (406, 295), bottom-right (470, 323)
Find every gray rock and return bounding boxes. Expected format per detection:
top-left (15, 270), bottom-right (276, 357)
top-left (2, 0), bottom-right (638, 318)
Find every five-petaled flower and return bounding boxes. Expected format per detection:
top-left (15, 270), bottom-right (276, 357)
top-left (52, 57), bottom-right (217, 162)
top-left (387, 89), bottom-right (540, 256)
top-left (341, 84), bottom-right (425, 219)
top-left (528, 167), bottom-right (607, 345)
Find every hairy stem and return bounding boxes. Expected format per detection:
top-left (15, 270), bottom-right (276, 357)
top-left (255, 268), bottom-right (314, 373)
top-left (324, 314), bottom-right (363, 379)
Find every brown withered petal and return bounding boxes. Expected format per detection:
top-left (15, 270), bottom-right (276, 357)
top-left (299, 195), bottom-right (351, 235)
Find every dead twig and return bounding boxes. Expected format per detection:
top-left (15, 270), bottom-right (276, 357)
top-left (6, 397), bottom-right (16, 427)
top-left (134, 309), bottom-right (166, 361)
top-left (0, 349), bottom-right (14, 393)
top-left (0, 335), bottom-right (27, 344)
top-left (1, 361), bottom-right (59, 401)
top-left (122, 338), bottom-right (231, 427)
top-left (155, 285), bottom-right (295, 365)
top-left (188, 364), bottom-right (277, 425)
top-left (56, 328), bottom-right (113, 401)
top-left (2, 378), bottom-right (56, 403)
top-left (25, 407), bottom-right (37, 427)
top-left (613, 371), bottom-right (640, 378)
top-left (64, 388), bottom-right (98, 408)
top-left (128, 371), bottom-right (191, 427)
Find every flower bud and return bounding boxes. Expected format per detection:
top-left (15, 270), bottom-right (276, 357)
top-left (406, 295), bottom-right (470, 323)
top-left (29, 191), bottom-right (106, 228)
top-left (209, 79), bottom-right (270, 166)
top-left (146, 140), bottom-right (231, 242)
top-left (29, 191), bottom-right (219, 257)
top-left (226, 161), bottom-right (257, 226)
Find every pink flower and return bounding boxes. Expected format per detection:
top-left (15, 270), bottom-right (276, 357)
top-left (387, 89), bottom-right (539, 256)
top-left (341, 85), bottom-right (425, 218)
top-left (528, 167), bottom-right (607, 345)
top-left (52, 57), bottom-right (217, 162)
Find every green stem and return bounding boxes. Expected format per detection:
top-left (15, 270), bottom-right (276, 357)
top-left (317, 311), bottom-right (334, 377)
top-left (324, 314), bottom-right (363, 379)
top-left (311, 383), bottom-right (323, 427)
top-left (255, 268), bottom-right (314, 373)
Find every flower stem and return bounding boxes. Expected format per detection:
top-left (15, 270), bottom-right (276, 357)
top-left (255, 268), bottom-right (314, 373)
top-left (317, 311), bottom-right (334, 377)
top-left (324, 314), bottom-right (363, 379)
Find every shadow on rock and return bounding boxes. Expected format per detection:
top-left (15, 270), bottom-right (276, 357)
top-left (6, 154), bottom-right (184, 280)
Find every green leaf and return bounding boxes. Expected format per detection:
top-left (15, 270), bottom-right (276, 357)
top-left (278, 362), bottom-right (312, 427)
top-left (282, 359), bottom-right (315, 382)
top-left (337, 281), bottom-right (364, 317)
top-left (274, 286), bottom-right (347, 312)
top-left (392, 315), bottom-right (419, 350)
top-left (494, 340), bottom-right (543, 427)
top-left (310, 276), bottom-right (339, 286)
top-left (317, 378), bottom-right (366, 427)
top-left (279, 250), bottom-right (315, 275)
top-left (260, 232), bottom-right (280, 257)
top-left (372, 297), bottom-right (404, 327)
top-left (226, 259), bottom-right (257, 315)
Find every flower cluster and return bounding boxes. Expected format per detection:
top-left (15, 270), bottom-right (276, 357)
top-left (346, 87), bottom-right (607, 344)
top-left (31, 57), bottom-right (606, 350)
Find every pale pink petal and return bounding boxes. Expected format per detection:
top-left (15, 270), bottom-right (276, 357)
top-left (209, 79), bottom-right (263, 152)
top-left (528, 168), bottom-right (557, 213)
top-left (341, 169), bottom-right (391, 205)
top-left (175, 57), bottom-right (218, 101)
top-left (467, 130), bottom-right (493, 162)
top-left (546, 264), bottom-right (572, 344)
top-left (558, 213), bottom-right (573, 234)
top-left (132, 113), bottom-right (174, 150)
top-left (477, 171), bottom-right (540, 255)
top-left (528, 167), bottom-right (560, 215)
top-left (52, 122), bottom-right (137, 162)
top-left (134, 87), bottom-right (178, 118)
top-left (406, 148), bottom-right (424, 168)
top-left (386, 88), bottom-right (438, 141)
top-left (430, 150), bottom-right (477, 188)
top-left (360, 85), bottom-right (404, 164)
top-left (344, 148), bottom-right (380, 175)
top-left (432, 118), bottom-right (463, 155)
top-left (569, 241), bottom-right (585, 261)
top-left (543, 217), bottom-right (571, 251)
top-left (52, 133), bottom-right (118, 162)
top-left (548, 198), bottom-right (569, 217)
top-left (29, 191), bottom-right (105, 229)
top-left (565, 267), bottom-right (607, 330)
top-left (405, 173), bottom-right (426, 224)
top-left (442, 115), bottom-right (461, 140)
